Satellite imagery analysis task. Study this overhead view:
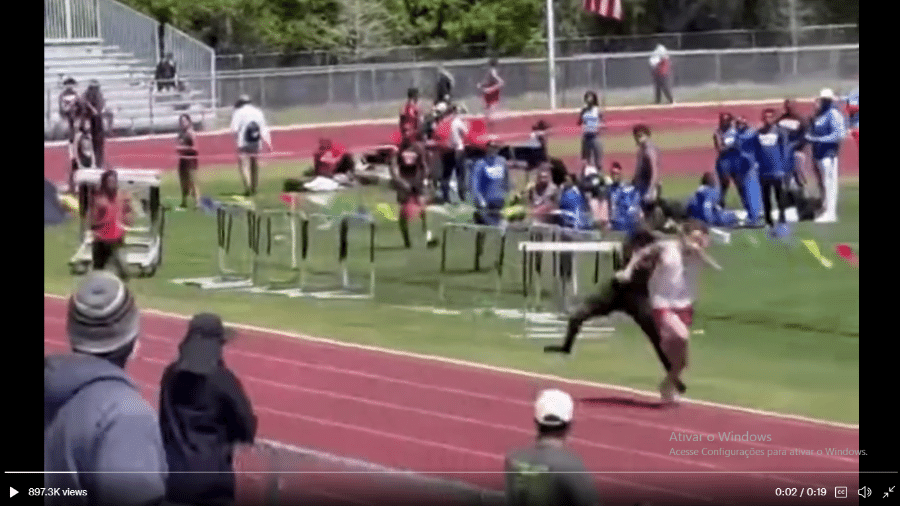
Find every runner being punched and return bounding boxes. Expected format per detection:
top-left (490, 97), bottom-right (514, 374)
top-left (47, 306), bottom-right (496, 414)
top-left (615, 219), bottom-right (722, 403)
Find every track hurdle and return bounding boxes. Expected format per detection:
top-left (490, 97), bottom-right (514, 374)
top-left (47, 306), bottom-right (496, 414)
top-left (170, 204), bottom-right (256, 290)
top-left (298, 212), bottom-right (376, 299)
top-left (246, 208), bottom-right (307, 296)
top-left (438, 222), bottom-right (514, 306)
top-left (518, 239), bottom-right (622, 340)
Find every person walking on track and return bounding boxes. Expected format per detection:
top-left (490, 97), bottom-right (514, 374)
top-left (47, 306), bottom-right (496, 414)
top-left (159, 313), bottom-right (257, 506)
top-left (478, 57), bottom-right (505, 131)
top-left (230, 95), bottom-right (272, 196)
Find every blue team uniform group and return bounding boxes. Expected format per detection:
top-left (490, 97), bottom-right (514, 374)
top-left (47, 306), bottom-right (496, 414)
top-left (700, 95), bottom-right (848, 228)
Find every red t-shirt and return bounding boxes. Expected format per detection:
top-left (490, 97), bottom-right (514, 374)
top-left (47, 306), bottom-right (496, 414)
top-left (400, 101), bottom-right (420, 131)
top-left (433, 117), bottom-right (453, 149)
top-left (93, 193), bottom-right (129, 242)
top-left (657, 58), bottom-right (671, 77)
top-left (315, 143), bottom-right (347, 177)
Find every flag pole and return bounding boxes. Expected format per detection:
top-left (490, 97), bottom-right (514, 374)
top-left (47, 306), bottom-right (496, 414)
top-left (546, 0), bottom-right (557, 110)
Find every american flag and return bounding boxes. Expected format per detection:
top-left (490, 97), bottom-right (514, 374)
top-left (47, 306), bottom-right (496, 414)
top-left (583, 0), bottom-right (623, 20)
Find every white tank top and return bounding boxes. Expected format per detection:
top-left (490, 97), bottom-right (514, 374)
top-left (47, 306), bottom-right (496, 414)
top-left (648, 240), bottom-right (702, 309)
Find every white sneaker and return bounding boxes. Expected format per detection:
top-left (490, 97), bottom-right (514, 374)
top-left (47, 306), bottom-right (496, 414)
top-left (813, 214), bottom-right (837, 223)
top-left (659, 378), bottom-right (679, 404)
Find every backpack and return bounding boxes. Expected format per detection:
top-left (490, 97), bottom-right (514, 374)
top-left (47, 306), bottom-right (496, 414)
top-left (244, 121), bottom-right (261, 144)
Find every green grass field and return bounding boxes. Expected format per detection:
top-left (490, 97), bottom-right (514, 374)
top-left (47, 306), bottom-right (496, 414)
top-left (44, 136), bottom-right (859, 423)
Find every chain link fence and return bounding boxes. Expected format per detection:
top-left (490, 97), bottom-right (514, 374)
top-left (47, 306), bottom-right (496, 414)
top-left (215, 24), bottom-right (859, 71)
top-left (212, 44), bottom-right (859, 126)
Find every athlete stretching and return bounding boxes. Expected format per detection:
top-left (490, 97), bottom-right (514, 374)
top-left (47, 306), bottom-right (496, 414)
top-left (616, 219), bottom-right (721, 403)
top-left (544, 227), bottom-right (687, 395)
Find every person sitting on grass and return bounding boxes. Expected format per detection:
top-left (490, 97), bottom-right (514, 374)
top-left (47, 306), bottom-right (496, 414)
top-left (305, 138), bottom-right (356, 191)
top-left (391, 123), bottom-right (438, 248)
top-left (686, 172), bottom-right (739, 228)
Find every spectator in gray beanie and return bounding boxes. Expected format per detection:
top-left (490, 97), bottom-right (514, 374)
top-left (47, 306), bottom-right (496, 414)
top-left (44, 271), bottom-right (168, 506)
top-left (159, 313), bottom-right (257, 506)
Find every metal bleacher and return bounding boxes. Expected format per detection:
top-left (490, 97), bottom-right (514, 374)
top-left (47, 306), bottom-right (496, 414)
top-left (44, 0), bottom-right (216, 140)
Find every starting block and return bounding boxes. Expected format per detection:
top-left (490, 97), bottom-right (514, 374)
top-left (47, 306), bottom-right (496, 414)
top-left (69, 169), bottom-right (167, 278)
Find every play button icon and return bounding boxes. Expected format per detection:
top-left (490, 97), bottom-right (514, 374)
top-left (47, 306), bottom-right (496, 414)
top-left (10, 487), bottom-right (18, 498)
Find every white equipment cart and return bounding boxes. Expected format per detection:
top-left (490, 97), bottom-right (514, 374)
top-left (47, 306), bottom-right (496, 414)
top-left (69, 169), bottom-right (167, 277)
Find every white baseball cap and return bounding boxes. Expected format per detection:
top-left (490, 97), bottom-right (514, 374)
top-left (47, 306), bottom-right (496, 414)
top-left (819, 88), bottom-right (836, 100)
top-left (534, 389), bottom-right (575, 426)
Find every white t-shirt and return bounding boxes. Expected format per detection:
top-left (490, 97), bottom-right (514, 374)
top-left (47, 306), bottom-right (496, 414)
top-left (450, 116), bottom-right (469, 151)
top-left (648, 240), bottom-right (703, 309)
top-left (230, 104), bottom-right (272, 149)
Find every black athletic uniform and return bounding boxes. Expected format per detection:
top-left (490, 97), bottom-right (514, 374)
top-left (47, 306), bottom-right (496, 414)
top-left (544, 229), bottom-right (686, 393)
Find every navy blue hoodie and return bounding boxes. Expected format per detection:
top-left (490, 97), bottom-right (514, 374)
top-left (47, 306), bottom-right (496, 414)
top-left (159, 314), bottom-right (257, 506)
top-left (44, 354), bottom-right (167, 506)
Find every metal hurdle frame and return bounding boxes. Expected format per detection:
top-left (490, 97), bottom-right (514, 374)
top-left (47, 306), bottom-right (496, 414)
top-left (244, 208), bottom-right (307, 296)
top-left (517, 239), bottom-right (623, 340)
top-left (170, 204), bottom-right (256, 290)
top-left (69, 169), bottom-right (168, 278)
top-left (298, 212), bottom-right (376, 299)
top-left (438, 221), bottom-right (513, 306)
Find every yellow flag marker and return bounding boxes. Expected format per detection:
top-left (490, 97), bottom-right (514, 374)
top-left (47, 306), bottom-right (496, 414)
top-left (376, 203), bottom-right (397, 222)
top-left (801, 239), bottom-right (833, 268)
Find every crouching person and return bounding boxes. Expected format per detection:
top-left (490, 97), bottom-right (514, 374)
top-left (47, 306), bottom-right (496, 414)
top-left (160, 313), bottom-right (257, 506)
top-left (686, 173), bottom-right (739, 228)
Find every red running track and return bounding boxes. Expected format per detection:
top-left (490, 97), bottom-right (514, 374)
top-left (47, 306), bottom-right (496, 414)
top-left (43, 295), bottom-right (859, 506)
top-left (43, 102), bottom-right (859, 183)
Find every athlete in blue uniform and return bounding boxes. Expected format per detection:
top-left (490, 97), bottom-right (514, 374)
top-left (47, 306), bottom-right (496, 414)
top-left (713, 112), bottom-right (738, 207)
top-left (686, 173), bottom-right (739, 227)
top-left (734, 115), bottom-right (764, 226)
top-left (606, 162), bottom-right (642, 234)
top-left (557, 174), bottom-right (593, 230)
top-left (807, 89), bottom-right (846, 223)
top-left (753, 108), bottom-right (791, 227)
top-left (471, 138), bottom-right (509, 226)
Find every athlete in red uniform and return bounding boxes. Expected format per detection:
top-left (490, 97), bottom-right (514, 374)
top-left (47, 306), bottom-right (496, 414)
top-left (91, 169), bottom-right (133, 280)
top-left (478, 58), bottom-right (504, 130)
top-left (391, 123), bottom-right (437, 248)
top-left (399, 87), bottom-right (422, 136)
top-left (616, 220), bottom-right (721, 404)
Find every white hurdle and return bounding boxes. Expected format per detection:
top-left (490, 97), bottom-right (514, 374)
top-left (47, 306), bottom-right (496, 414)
top-left (518, 240), bottom-right (622, 340)
top-left (69, 168), bottom-right (167, 278)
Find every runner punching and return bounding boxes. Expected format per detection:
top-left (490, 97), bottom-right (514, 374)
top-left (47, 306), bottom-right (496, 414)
top-left (390, 123), bottom-right (437, 248)
top-left (545, 227), bottom-right (687, 395)
top-left (615, 220), bottom-right (721, 403)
